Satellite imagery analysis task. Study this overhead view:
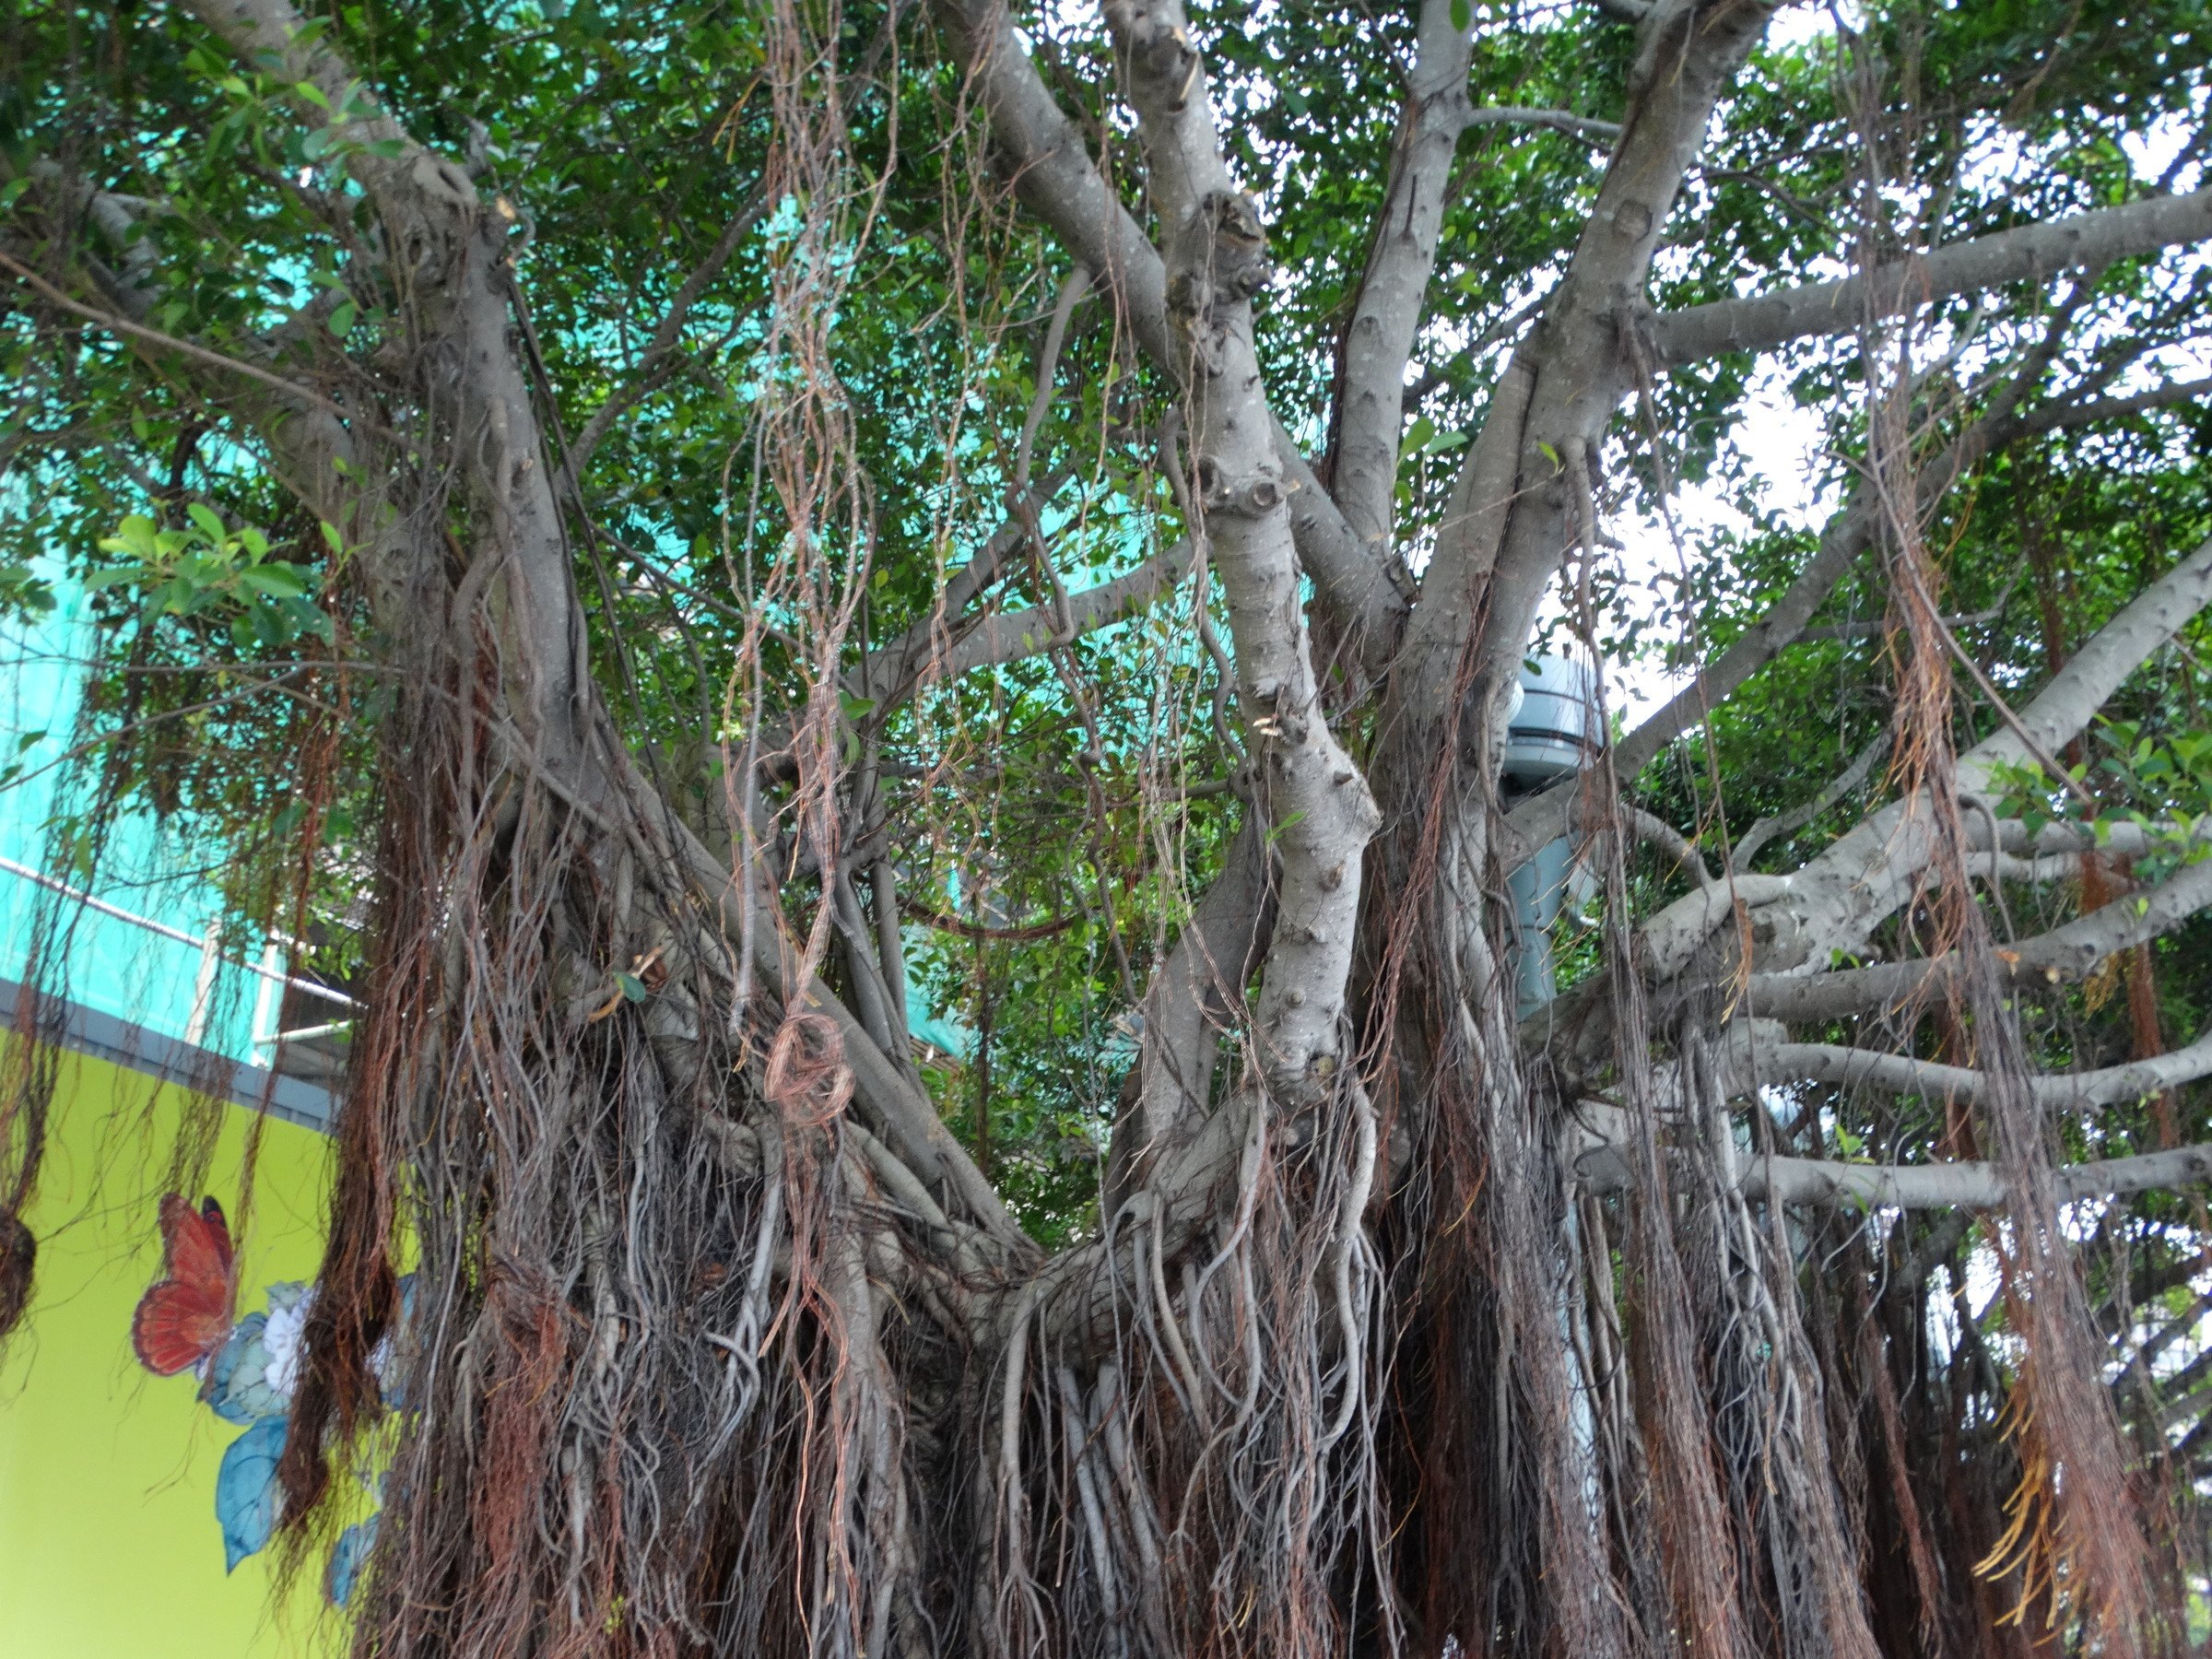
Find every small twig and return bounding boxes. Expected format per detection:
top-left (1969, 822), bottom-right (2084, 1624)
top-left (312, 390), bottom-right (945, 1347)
top-left (1015, 263), bottom-right (1092, 491)
top-left (0, 248), bottom-right (363, 428)
top-left (1732, 732), bottom-right (1892, 872)
top-left (898, 895), bottom-right (1081, 943)
top-left (1464, 106), bottom-right (1623, 143)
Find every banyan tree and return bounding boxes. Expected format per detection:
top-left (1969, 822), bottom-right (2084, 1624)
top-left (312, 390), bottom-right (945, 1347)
top-left (6, 0), bottom-right (2212, 1653)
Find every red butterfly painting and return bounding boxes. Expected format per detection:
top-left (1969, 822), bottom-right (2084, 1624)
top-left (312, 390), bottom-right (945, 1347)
top-left (130, 1194), bottom-right (237, 1376)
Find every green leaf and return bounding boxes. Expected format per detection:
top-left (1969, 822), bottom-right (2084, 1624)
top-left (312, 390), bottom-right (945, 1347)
top-left (185, 501), bottom-right (229, 543)
top-left (614, 971), bottom-right (649, 1004)
top-left (240, 564), bottom-right (310, 598)
top-left (108, 513), bottom-right (160, 558)
top-left (328, 299), bottom-right (358, 337)
top-left (1450, 0), bottom-right (1472, 29)
top-left (81, 567), bottom-right (144, 590)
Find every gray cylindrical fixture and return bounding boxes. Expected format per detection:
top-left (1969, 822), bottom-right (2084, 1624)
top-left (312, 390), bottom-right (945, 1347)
top-left (1508, 834), bottom-right (1574, 1017)
top-left (1505, 654), bottom-right (1597, 1016)
top-left (1501, 653), bottom-right (1599, 788)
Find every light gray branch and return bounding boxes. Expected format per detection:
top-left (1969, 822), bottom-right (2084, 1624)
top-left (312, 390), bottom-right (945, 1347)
top-left (1517, 319), bottom-right (2096, 865)
top-left (1332, 0), bottom-right (1475, 569)
top-left (1507, 451), bottom-right (1881, 863)
top-left (1395, 0), bottom-right (1777, 756)
top-left (1794, 609), bottom-right (2003, 643)
top-left (1735, 841), bottom-right (2212, 1022)
top-left (1464, 106), bottom-right (1623, 141)
top-left (1631, 458), bottom-right (2212, 982)
top-left (1728, 1021), bottom-right (2212, 1112)
top-left (1962, 529), bottom-right (2212, 787)
top-left (1651, 188), bottom-right (2212, 366)
top-left (1762, 531), bottom-right (2212, 971)
top-left (1104, 824), bottom-right (1274, 1210)
top-left (1736, 1143), bottom-right (2212, 1210)
top-left (927, 0), bottom-right (1406, 651)
top-left (848, 471), bottom-right (1070, 707)
top-left (179, 0), bottom-right (1024, 1253)
top-left (924, 543), bottom-right (1194, 682)
top-left (1099, 0), bottom-right (1381, 1107)
top-left (569, 184), bottom-right (774, 481)
top-left (1573, 1104), bottom-right (2212, 1209)
top-left (1629, 807), bottom-right (1716, 887)
top-left (2008, 374), bottom-right (2212, 440)
top-left (672, 820), bottom-right (1030, 1251)
top-left (1730, 733), bottom-right (1890, 871)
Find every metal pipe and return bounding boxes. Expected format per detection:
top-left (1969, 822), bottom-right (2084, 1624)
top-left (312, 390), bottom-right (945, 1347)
top-left (0, 853), bottom-right (356, 1008)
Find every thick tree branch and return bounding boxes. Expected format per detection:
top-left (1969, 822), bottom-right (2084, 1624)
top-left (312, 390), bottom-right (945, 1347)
top-left (1642, 525), bottom-right (2212, 978)
top-left (1397, 0), bottom-right (1776, 741)
top-left (1465, 107), bottom-right (1624, 141)
top-left (1964, 528), bottom-right (2212, 786)
top-left (185, 0), bottom-right (598, 774)
top-left (177, 0), bottom-right (1023, 1255)
top-left (916, 542), bottom-right (1194, 682)
top-left (1725, 1020), bottom-right (2212, 1112)
top-left (669, 813), bottom-right (1031, 1252)
top-left (1651, 187), bottom-right (2212, 365)
top-left (1332, 0), bottom-right (1474, 563)
top-left (1643, 504), bottom-right (2212, 982)
top-left (1099, 0), bottom-right (1382, 1105)
top-left (1735, 835), bottom-right (2212, 1022)
top-left (1574, 1108), bottom-right (2212, 1206)
top-left (1559, 386), bottom-right (2207, 980)
top-left (925, 0), bottom-right (1407, 653)
top-left (1513, 307), bottom-right (2107, 864)
top-left (1734, 1143), bottom-right (2212, 1209)
top-left (1104, 824), bottom-right (1274, 1211)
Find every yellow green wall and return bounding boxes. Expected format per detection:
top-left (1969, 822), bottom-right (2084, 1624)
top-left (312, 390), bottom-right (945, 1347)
top-left (0, 1046), bottom-right (342, 1657)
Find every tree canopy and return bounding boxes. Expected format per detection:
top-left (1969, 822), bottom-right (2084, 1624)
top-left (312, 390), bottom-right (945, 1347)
top-left (6, 1), bottom-right (2212, 1655)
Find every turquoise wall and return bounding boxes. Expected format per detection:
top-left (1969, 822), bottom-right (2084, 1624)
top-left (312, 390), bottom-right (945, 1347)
top-left (0, 571), bottom-right (275, 1062)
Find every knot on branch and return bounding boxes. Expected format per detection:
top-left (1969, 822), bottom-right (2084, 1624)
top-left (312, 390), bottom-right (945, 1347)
top-left (1103, 2), bottom-right (1199, 109)
top-left (1167, 190), bottom-right (1274, 322)
top-left (1194, 453), bottom-right (1286, 519)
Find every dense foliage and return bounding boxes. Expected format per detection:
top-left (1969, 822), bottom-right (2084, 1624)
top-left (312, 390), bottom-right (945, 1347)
top-left (6, 1), bottom-right (2212, 1654)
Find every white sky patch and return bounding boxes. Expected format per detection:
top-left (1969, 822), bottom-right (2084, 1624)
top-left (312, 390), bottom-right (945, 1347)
top-left (1767, 2), bottom-right (1841, 52)
top-left (1546, 371), bottom-right (1837, 732)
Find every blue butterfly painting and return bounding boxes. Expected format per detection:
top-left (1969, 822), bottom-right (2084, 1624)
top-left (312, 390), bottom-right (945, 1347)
top-left (216, 1415), bottom-right (288, 1571)
top-left (327, 1512), bottom-right (380, 1607)
top-left (130, 1195), bottom-right (417, 1601)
